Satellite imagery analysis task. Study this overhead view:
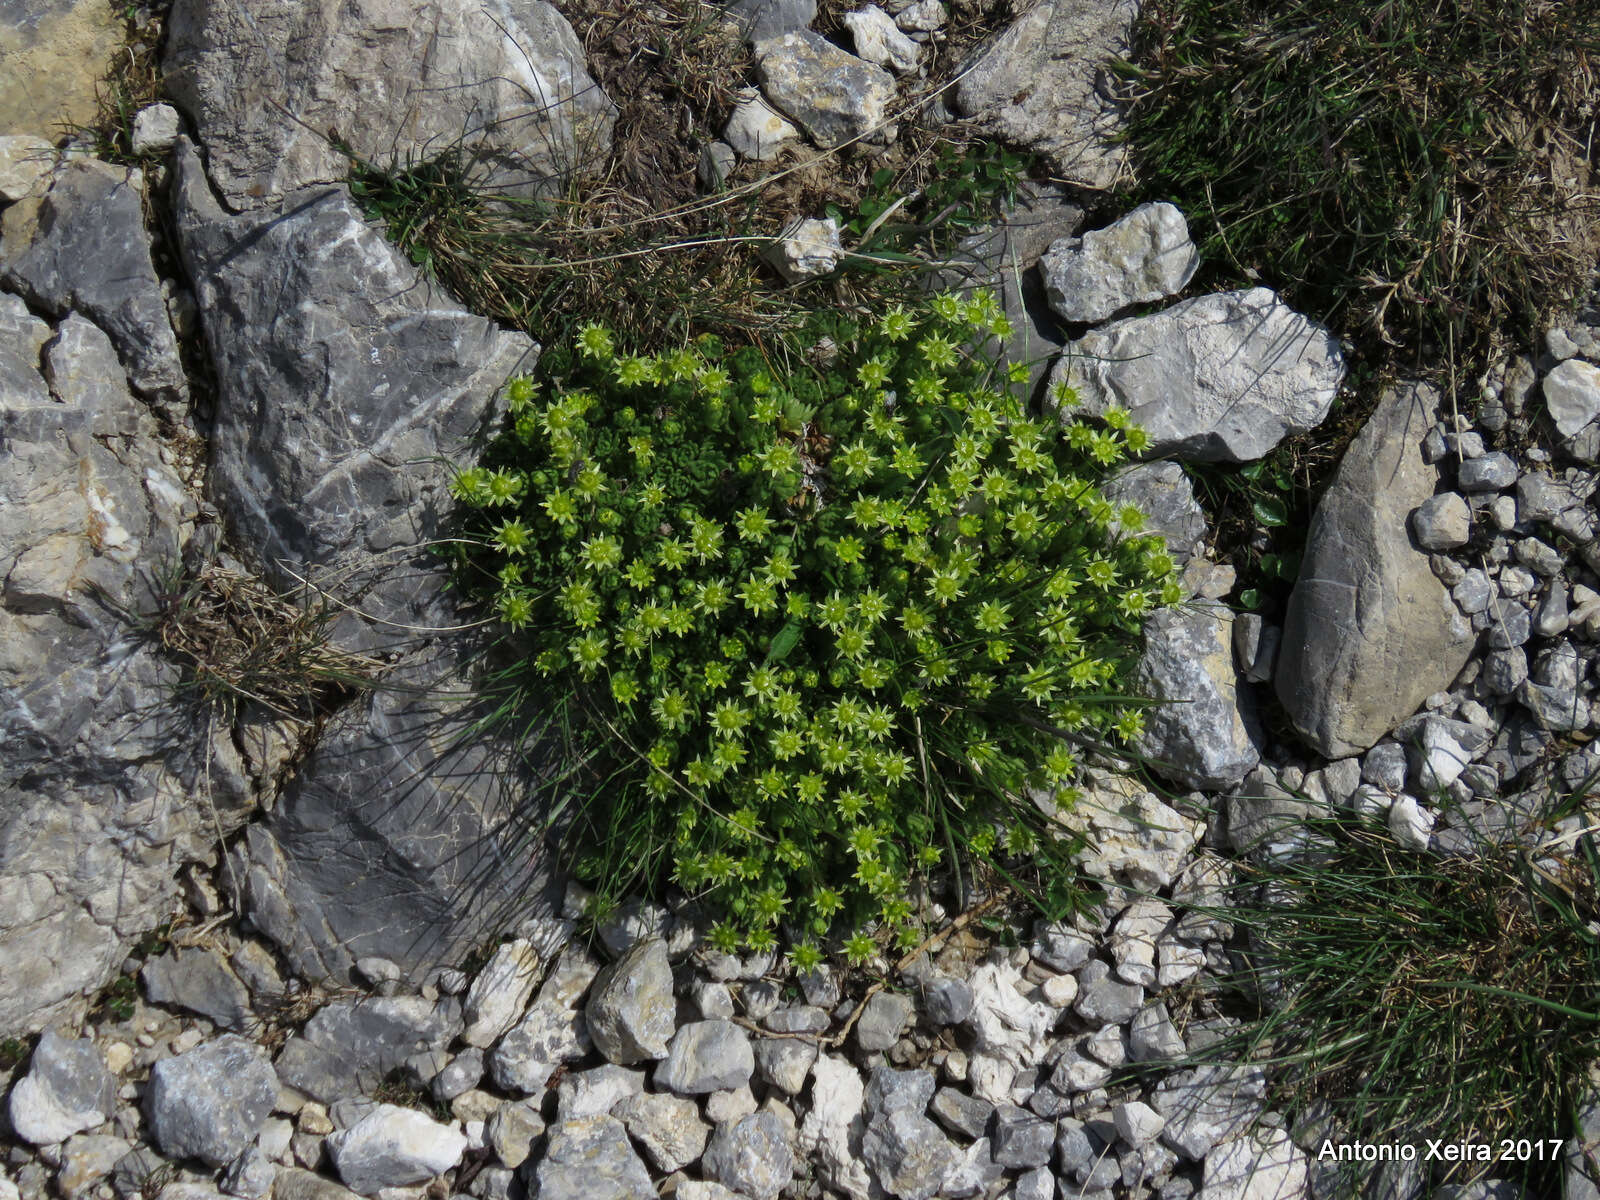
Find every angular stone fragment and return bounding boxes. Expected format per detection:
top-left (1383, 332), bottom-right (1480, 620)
top-left (954, 0), bottom-right (1136, 188)
top-left (843, 5), bottom-right (920, 73)
top-left (755, 30), bottom-right (896, 148)
top-left (862, 1108), bottom-right (960, 1200)
top-left (325, 1105), bottom-right (466, 1195)
top-left (1277, 382), bottom-right (1475, 757)
top-left (723, 87), bottom-right (801, 160)
top-left (529, 1115), bottom-right (654, 1200)
top-left (1051, 287), bottom-right (1344, 463)
top-left (1041, 202), bottom-right (1198, 323)
top-left (702, 1111), bottom-right (795, 1200)
top-left (145, 1036), bottom-right (278, 1168)
top-left (462, 940), bottom-right (541, 1049)
top-left (1544, 359), bottom-right (1600, 436)
top-left (1101, 460), bottom-right (1207, 562)
top-left (7, 1033), bottom-right (116, 1146)
top-left (615, 1092), bottom-right (710, 1173)
top-left (1132, 601), bottom-right (1262, 790)
top-left (655, 1020), bottom-right (754, 1095)
top-left (585, 938), bottom-right (675, 1064)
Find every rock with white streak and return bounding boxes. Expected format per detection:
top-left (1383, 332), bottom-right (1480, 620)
top-left (1050, 774), bottom-right (1203, 890)
top-left (7, 1033), bottom-right (117, 1146)
top-left (764, 216), bottom-right (843, 283)
top-left (145, 1037), bottom-right (278, 1168)
top-left (655, 1021), bottom-right (754, 1095)
top-left (1041, 202), bottom-right (1199, 323)
top-left (463, 940), bottom-right (541, 1048)
top-left (488, 1000), bottom-right (591, 1094)
top-left (862, 1108), bottom-right (961, 1200)
top-left (797, 1056), bottom-right (872, 1199)
top-left (325, 1105), bottom-right (466, 1195)
top-left (1051, 287), bottom-right (1343, 463)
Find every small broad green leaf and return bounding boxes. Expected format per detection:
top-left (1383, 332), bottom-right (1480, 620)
top-left (764, 618), bottom-right (803, 664)
top-left (1253, 496), bottom-right (1289, 526)
top-left (1239, 587), bottom-right (1262, 609)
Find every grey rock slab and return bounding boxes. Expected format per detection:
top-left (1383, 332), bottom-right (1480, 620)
top-left (941, 1136), bottom-right (1004, 1198)
top-left (171, 138), bottom-right (536, 645)
top-left (718, 0), bottom-right (817, 44)
top-left (585, 937), bottom-right (675, 1064)
top-left (655, 1020), bottom-right (754, 1094)
top-left (553, 1063), bottom-right (644, 1121)
top-left (1151, 1064), bottom-right (1266, 1161)
top-left (918, 974), bottom-right (974, 1025)
top-left (798, 1054), bottom-right (872, 1200)
top-left (1050, 287), bottom-right (1344, 463)
top-left (324, 1104), bottom-right (466, 1195)
top-left (58, 1134), bottom-right (134, 1200)
top-left (484, 1101), bottom-right (544, 1169)
top-left (953, 0), bottom-right (1136, 189)
top-left (930, 1087), bottom-right (993, 1141)
top-left (855, 989), bottom-right (914, 1052)
top-left (615, 1091), bottom-right (710, 1173)
top-left (754, 30), bottom-right (896, 149)
top-left (529, 1115), bottom-right (654, 1200)
top-left (163, 0), bottom-right (615, 209)
top-left (702, 1111), bottom-right (795, 1200)
top-left (0, 157), bottom-right (185, 399)
top-left (1129, 1002), bottom-right (1186, 1063)
top-left (131, 104), bottom-right (182, 155)
top-left (1048, 776), bottom-right (1201, 890)
top-left (763, 1003), bottom-right (828, 1034)
top-left (145, 1035), bottom-right (278, 1167)
top-left (1041, 202), bottom-right (1199, 323)
top-left (1101, 460), bottom-right (1206, 562)
top-left (7, 1032), bottom-right (116, 1145)
top-left (141, 948), bottom-right (253, 1031)
top-left (1226, 765), bottom-right (1322, 856)
top-left (276, 995), bottom-right (455, 1103)
top-left (1132, 600), bottom-right (1262, 790)
top-left (0, 136), bottom-right (57, 201)
top-left (1278, 382), bottom-right (1475, 757)
top-left (260, 1169), bottom-right (362, 1200)
top-left (0, 300), bottom-right (233, 1044)
top-left (1201, 1128), bottom-right (1310, 1200)
top-left (862, 1108), bottom-right (961, 1200)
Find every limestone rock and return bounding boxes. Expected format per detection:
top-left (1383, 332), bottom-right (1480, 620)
top-left (764, 216), bottom-right (843, 283)
top-left (842, 5), bottom-right (920, 74)
top-left (324, 1104), bottom-right (466, 1195)
top-left (140, 948), bottom-right (253, 1032)
top-left (0, 303), bottom-right (232, 1038)
top-left (1200, 1128), bottom-right (1310, 1200)
top-left (1049, 774), bottom-right (1202, 890)
top-left (954, 0), bottom-right (1136, 189)
top-left (145, 1036), bottom-right (278, 1168)
top-left (655, 1020), bottom-right (754, 1095)
top-left (1, 158), bottom-right (185, 399)
top-left (1132, 600), bottom-right (1262, 790)
top-left (861, 1108), bottom-right (960, 1200)
top-left (275, 996), bottom-right (456, 1103)
top-left (755, 30), bottom-right (896, 148)
top-left (0, 137), bottom-right (56, 201)
top-left (163, 0), bottom-right (615, 209)
top-left (489, 998), bottom-right (591, 1094)
top-left (1100, 460), bottom-right (1207, 562)
top-left (1051, 287), bottom-right (1344, 463)
top-left (1040, 202), bottom-right (1199, 323)
top-left (7, 1033), bottom-right (116, 1146)
top-left (0, 0), bottom-right (123, 135)
top-left (1277, 382), bottom-right (1476, 757)
top-left (462, 939), bottom-right (541, 1049)
top-left (614, 1092), bottom-right (710, 1173)
top-left (797, 1055), bottom-right (871, 1200)
top-left (1544, 359), bottom-right (1600, 437)
top-left (723, 87), bottom-right (800, 160)
top-left (529, 1115), bottom-right (654, 1200)
top-left (702, 1111), bottom-right (795, 1200)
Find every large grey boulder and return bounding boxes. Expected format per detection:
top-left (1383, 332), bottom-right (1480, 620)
top-left (163, 0), bottom-right (616, 211)
top-left (754, 30), bottom-right (897, 148)
top-left (1050, 287), bottom-right (1344, 462)
top-left (1040, 202), bottom-right (1199, 323)
top-left (173, 139), bottom-right (558, 985)
top-left (1132, 600), bottom-right (1262, 791)
top-left (6, 1032), bottom-right (117, 1146)
top-left (171, 139), bottom-right (535, 645)
top-left (0, 160), bottom-right (185, 400)
top-left (1277, 383), bottom-right (1476, 757)
top-left (953, 0), bottom-right (1136, 189)
top-left (0, 296), bottom-right (245, 1038)
top-left (145, 1036), bottom-right (278, 1167)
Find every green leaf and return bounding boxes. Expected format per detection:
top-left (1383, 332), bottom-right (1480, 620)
top-left (1239, 588), bottom-right (1262, 609)
top-left (764, 618), bottom-right (803, 664)
top-left (1252, 496), bottom-right (1289, 526)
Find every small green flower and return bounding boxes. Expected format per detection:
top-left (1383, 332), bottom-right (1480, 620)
top-left (576, 325), bottom-right (614, 359)
top-left (879, 304), bottom-right (915, 341)
top-left (736, 506), bottom-right (774, 542)
top-left (843, 932), bottom-right (877, 966)
top-left (494, 518), bottom-right (532, 555)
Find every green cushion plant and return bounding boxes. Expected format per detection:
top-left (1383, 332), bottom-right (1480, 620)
top-left (447, 288), bottom-right (1182, 968)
